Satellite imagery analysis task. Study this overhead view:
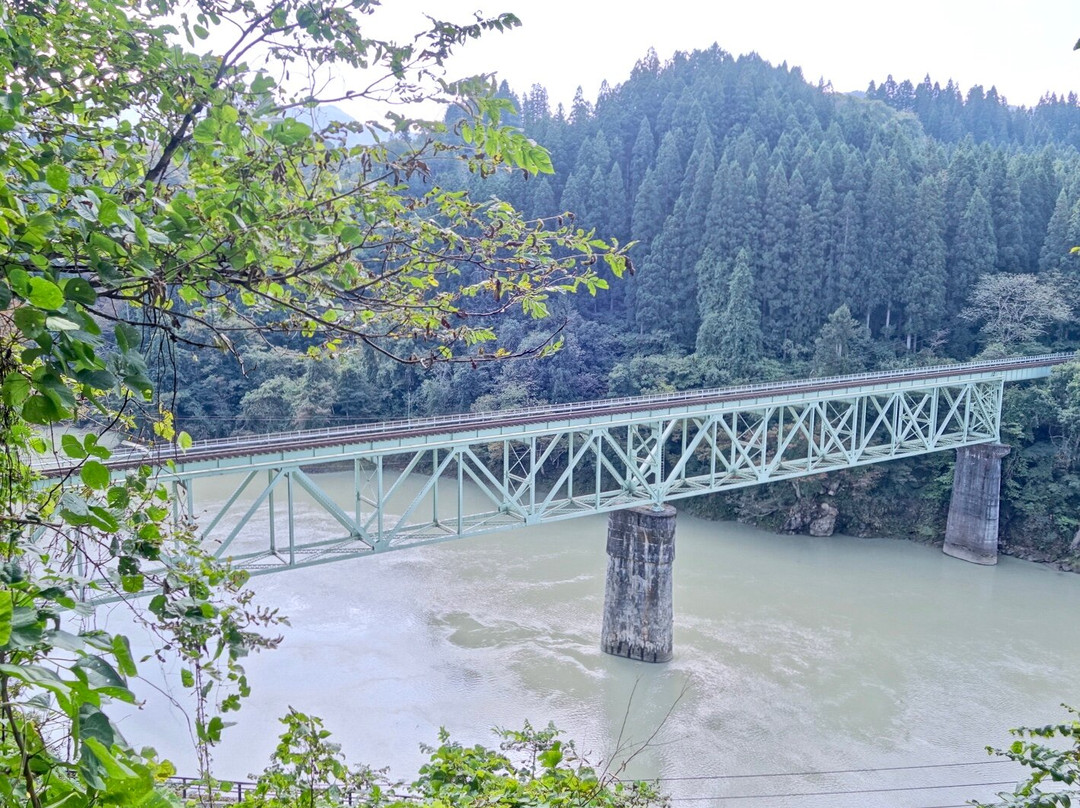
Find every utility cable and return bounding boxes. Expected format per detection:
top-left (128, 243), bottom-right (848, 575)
top-left (656, 758), bottom-right (1014, 782)
top-left (664, 780), bottom-right (1017, 801)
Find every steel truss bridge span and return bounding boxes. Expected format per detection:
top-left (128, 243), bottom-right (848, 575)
top-left (39, 353), bottom-right (1074, 573)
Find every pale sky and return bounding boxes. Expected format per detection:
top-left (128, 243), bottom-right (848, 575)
top-left (324, 0), bottom-right (1080, 120)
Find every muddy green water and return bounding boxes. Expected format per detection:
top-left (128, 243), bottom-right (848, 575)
top-left (115, 470), bottom-right (1080, 806)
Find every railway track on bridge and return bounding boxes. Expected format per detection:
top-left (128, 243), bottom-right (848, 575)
top-left (33, 352), bottom-right (1076, 476)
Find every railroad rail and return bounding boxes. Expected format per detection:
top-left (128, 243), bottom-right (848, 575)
top-left (33, 352), bottom-right (1075, 477)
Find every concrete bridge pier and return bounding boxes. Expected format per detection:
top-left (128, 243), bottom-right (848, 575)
top-left (601, 504), bottom-right (676, 663)
top-left (943, 443), bottom-right (1011, 565)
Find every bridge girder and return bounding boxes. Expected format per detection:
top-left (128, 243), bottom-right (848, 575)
top-left (164, 376), bottom-right (1004, 573)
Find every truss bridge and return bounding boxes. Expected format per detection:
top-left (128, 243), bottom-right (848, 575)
top-left (34, 353), bottom-right (1072, 576)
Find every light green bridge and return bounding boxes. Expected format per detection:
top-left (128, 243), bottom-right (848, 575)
top-left (37, 353), bottom-right (1070, 575)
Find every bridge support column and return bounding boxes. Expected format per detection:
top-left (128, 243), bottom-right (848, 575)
top-left (601, 505), bottom-right (675, 663)
top-left (943, 443), bottom-right (1010, 565)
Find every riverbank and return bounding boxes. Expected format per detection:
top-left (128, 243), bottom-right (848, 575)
top-left (683, 455), bottom-right (1080, 573)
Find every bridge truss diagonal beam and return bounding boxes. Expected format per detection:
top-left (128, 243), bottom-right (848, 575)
top-left (152, 374), bottom-right (1007, 575)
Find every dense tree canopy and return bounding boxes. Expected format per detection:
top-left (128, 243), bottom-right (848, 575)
top-left (451, 47), bottom-right (1080, 382)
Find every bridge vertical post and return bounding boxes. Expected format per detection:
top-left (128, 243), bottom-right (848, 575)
top-left (287, 471), bottom-right (296, 565)
top-left (171, 482), bottom-right (181, 527)
top-left (268, 470), bottom-right (277, 555)
top-left (354, 459), bottom-right (361, 526)
top-left (601, 505), bottom-right (676, 663)
top-left (432, 449), bottom-right (440, 526)
top-left (943, 443), bottom-right (1011, 565)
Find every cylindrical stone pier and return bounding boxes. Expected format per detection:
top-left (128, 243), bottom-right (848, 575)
top-left (601, 504), bottom-right (675, 663)
top-left (943, 443), bottom-right (1011, 565)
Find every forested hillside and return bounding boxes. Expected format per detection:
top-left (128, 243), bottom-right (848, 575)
top-left (172, 46), bottom-right (1080, 566)
top-left (487, 48), bottom-right (1080, 362)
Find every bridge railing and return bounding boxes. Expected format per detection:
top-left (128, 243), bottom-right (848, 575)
top-left (176, 352), bottom-right (1076, 447)
top-left (29, 352), bottom-right (1076, 472)
top-left (165, 776), bottom-right (369, 805)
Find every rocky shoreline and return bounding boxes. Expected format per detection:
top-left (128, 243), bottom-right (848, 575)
top-left (686, 465), bottom-right (1080, 574)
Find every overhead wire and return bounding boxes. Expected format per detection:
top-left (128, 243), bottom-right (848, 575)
top-left (645, 759), bottom-right (1023, 805)
top-left (664, 779), bottom-right (1018, 801)
top-left (655, 758), bottom-right (1014, 782)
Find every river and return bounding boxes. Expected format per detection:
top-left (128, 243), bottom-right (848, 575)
top-left (113, 469), bottom-right (1080, 807)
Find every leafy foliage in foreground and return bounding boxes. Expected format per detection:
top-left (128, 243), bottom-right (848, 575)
top-left (228, 711), bottom-right (666, 808)
top-left (976, 706), bottom-right (1080, 808)
top-left (0, 0), bottom-right (631, 804)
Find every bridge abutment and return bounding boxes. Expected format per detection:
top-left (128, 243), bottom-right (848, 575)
top-left (601, 505), bottom-right (675, 663)
top-left (943, 443), bottom-right (1011, 565)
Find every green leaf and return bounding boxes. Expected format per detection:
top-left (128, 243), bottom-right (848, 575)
top-left (106, 486), bottom-right (130, 508)
top-left (269, 118), bottom-right (311, 146)
top-left (111, 635), bottom-right (137, 677)
top-left (80, 460), bottom-right (111, 490)
top-left (87, 506), bottom-right (120, 532)
top-left (2, 373), bottom-right (31, 407)
top-left (74, 655), bottom-right (129, 692)
top-left (6, 268), bottom-right (30, 297)
top-left (27, 213), bottom-right (55, 236)
top-left (98, 198), bottom-right (121, 226)
top-left (7, 607), bottom-right (45, 650)
top-left (202, 715), bottom-right (225, 743)
top-left (192, 118), bottom-right (218, 144)
top-left (251, 73), bottom-right (276, 94)
top-left (0, 591), bottom-right (13, 647)
top-left (539, 744), bottom-right (563, 768)
top-left (115, 322), bottom-right (140, 352)
top-left (62, 434), bottom-right (88, 458)
top-left (44, 629), bottom-right (87, 653)
top-left (63, 277), bottom-right (98, 305)
top-left (14, 306), bottom-right (45, 337)
top-left (340, 224), bottom-right (363, 245)
top-left (76, 368), bottom-right (117, 390)
top-left (79, 703), bottom-right (120, 749)
top-left (26, 277), bottom-right (65, 309)
top-left (23, 393), bottom-right (66, 424)
top-left (219, 104), bottom-right (239, 124)
top-left (134, 218), bottom-right (149, 247)
top-left (177, 431), bottom-right (192, 450)
top-left (0, 664), bottom-right (72, 707)
top-left (45, 315), bottom-right (81, 331)
top-left (46, 163), bottom-right (70, 192)
top-left (83, 434), bottom-right (111, 459)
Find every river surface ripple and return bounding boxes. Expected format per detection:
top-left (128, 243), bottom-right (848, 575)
top-left (115, 471), bottom-right (1080, 807)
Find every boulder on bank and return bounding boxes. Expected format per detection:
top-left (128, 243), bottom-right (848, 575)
top-left (783, 500), bottom-right (839, 537)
